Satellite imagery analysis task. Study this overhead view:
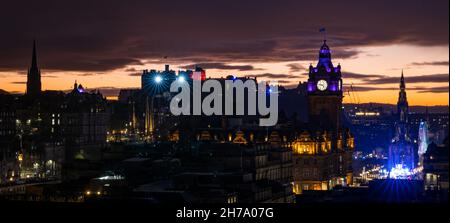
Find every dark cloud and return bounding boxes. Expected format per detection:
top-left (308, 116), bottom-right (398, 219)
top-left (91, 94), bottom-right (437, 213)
top-left (368, 73), bottom-right (449, 85)
top-left (287, 63), bottom-right (305, 73)
top-left (276, 80), bottom-right (295, 84)
top-left (10, 81), bottom-right (27, 84)
top-left (128, 72), bottom-right (143, 77)
top-left (343, 85), bottom-right (397, 92)
top-left (76, 73), bottom-right (96, 76)
top-left (180, 63), bottom-right (258, 71)
top-left (343, 85), bottom-right (449, 93)
top-left (341, 72), bottom-right (449, 85)
top-left (125, 68), bottom-right (138, 72)
top-left (252, 73), bottom-right (299, 79)
top-left (0, 0), bottom-right (447, 72)
top-left (410, 61), bottom-right (449, 66)
top-left (416, 86), bottom-right (449, 93)
top-left (344, 72), bottom-right (386, 79)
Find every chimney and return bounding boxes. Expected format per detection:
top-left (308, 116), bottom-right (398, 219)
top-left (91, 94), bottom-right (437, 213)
top-left (165, 64), bottom-right (169, 72)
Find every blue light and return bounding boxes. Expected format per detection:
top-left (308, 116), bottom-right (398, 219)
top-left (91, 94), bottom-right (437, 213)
top-left (178, 76), bottom-right (185, 82)
top-left (389, 164), bottom-right (412, 179)
top-left (154, 75), bottom-right (162, 83)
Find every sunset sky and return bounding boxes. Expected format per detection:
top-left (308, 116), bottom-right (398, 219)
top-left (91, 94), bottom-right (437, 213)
top-left (0, 0), bottom-right (448, 105)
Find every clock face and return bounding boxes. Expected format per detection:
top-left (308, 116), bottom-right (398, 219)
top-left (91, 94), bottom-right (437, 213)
top-left (317, 79), bottom-right (328, 91)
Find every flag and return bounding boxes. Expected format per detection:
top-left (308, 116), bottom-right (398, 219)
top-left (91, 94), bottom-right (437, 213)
top-left (319, 27), bottom-right (326, 32)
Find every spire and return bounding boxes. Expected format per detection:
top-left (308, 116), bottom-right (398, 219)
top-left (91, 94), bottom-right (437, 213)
top-left (31, 39), bottom-right (38, 69)
top-left (317, 39), bottom-right (333, 69)
top-left (397, 70), bottom-right (408, 123)
top-left (398, 70), bottom-right (407, 102)
top-left (400, 69), bottom-right (405, 89)
top-left (26, 40), bottom-right (41, 96)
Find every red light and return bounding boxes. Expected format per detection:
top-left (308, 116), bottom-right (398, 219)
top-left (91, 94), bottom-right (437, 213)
top-left (192, 71), bottom-right (206, 81)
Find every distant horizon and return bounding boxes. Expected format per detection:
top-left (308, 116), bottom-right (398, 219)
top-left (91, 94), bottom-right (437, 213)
top-left (2, 86), bottom-right (449, 109)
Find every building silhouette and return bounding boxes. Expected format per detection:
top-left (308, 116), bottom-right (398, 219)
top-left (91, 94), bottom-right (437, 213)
top-left (26, 40), bottom-right (41, 97)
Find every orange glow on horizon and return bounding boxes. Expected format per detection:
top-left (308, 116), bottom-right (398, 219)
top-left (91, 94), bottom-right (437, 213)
top-left (0, 44), bottom-right (448, 106)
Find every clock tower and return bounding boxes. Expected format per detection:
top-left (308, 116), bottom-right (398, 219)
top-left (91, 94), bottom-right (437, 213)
top-left (307, 40), bottom-right (343, 130)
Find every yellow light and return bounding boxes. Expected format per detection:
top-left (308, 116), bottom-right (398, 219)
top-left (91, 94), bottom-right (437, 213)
top-left (86, 191), bottom-right (91, 195)
top-left (97, 191), bottom-right (101, 195)
top-left (18, 153), bottom-right (23, 161)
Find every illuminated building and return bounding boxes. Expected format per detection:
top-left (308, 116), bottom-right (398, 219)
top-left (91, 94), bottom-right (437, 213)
top-left (388, 71), bottom-right (415, 175)
top-left (418, 121), bottom-right (428, 167)
top-left (141, 65), bottom-right (180, 140)
top-left (307, 40), bottom-right (343, 130)
top-left (172, 135), bottom-right (294, 203)
top-left (292, 39), bottom-right (354, 194)
top-left (144, 95), bottom-right (154, 139)
top-left (409, 112), bottom-right (448, 145)
top-left (423, 139), bottom-right (449, 193)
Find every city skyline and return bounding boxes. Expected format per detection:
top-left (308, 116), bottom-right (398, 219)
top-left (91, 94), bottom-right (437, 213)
top-left (0, 0), bottom-right (448, 106)
top-left (0, 1), bottom-right (448, 207)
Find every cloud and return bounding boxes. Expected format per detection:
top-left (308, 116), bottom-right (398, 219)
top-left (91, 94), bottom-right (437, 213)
top-left (344, 72), bottom-right (386, 79)
top-left (287, 63), bottom-right (305, 73)
top-left (180, 63), bottom-right (258, 71)
top-left (415, 86), bottom-right (449, 93)
top-left (125, 68), bottom-right (138, 72)
top-left (410, 61), bottom-right (449, 66)
top-left (343, 85), bottom-right (449, 93)
top-left (343, 85), bottom-right (396, 92)
top-left (128, 72), bottom-right (143, 76)
top-left (275, 80), bottom-right (296, 84)
top-left (10, 81), bottom-right (27, 84)
top-left (252, 73), bottom-right (298, 79)
top-left (368, 73), bottom-right (449, 85)
top-left (0, 0), bottom-right (447, 73)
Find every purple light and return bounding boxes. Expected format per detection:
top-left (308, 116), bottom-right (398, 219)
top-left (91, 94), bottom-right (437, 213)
top-left (329, 83), bottom-right (337, 91)
top-left (307, 82), bottom-right (314, 92)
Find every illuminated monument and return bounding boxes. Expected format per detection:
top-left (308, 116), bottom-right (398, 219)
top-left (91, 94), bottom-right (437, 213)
top-left (291, 39), bottom-right (354, 194)
top-left (388, 71), bottom-right (415, 178)
top-left (307, 40), bottom-right (343, 130)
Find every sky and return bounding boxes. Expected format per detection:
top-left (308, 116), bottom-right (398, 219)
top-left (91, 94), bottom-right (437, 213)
top-left (0, 0), bottom-right (448, 105)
